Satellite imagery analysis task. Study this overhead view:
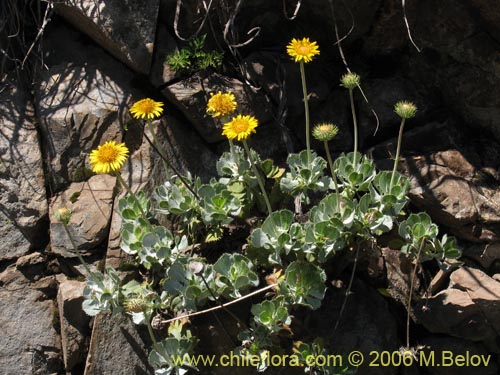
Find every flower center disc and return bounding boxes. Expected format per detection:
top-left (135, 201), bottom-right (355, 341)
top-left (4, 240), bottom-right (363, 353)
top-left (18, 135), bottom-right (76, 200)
top-left (98, 145), bottom-right (119, 163)
top-left (232, 119), bottom-right (249, 133)
top-left (298, 45), bottom-right (310, 55)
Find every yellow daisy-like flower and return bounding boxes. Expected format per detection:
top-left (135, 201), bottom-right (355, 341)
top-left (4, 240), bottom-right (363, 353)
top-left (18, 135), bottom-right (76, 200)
top-left (129, 98), bottom-right (164, 120)
top-left (206, 91), bottom-right (237, 118)
top-left (89, 141), bottom-right (129, 174)
top-left (222, 114), bottom-right (259, 141)
top-left (286, 37), bottom-right (320, 63)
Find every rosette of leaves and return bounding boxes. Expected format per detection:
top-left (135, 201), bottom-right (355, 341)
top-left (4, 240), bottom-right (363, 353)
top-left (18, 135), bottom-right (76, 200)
top-left (308, 194), bottom-right (356, 228)
top-left (369, 170), bottom-right (410, 216)
top-left (198, 181), bottom-right (243, 225)
top-left (82, 267), bottom-right (123, 316)
top-left (334, 152), bottom-right (376, 196)
top-left (217, 146), bottom-right (283, 211)
top-left (213, 253), bottom-right (259, 298)
top-left (118, 191), bottom-right (152, 222)
top-left (280, 261), bottom-right (326, 310)
top-left (163, 261), bottom-right (216, 311)
top-left (399, 212), bottom-right (461, 263)
top-left (303, 220), bottom-right (347, 263)
top-left (156, 176), bottom-right (202, 233)
top-left (247, 209), bottom-right (305, 265)
top-left (148, 321), bottom-right (198, 375)
top-left (356, 193), bottom-right (395, 237)
top-left (140, 226), bottom-right (188, 269)
top-left (280, 150), bottom-right (331, 202)
top-left (251, 296), bottom-right (292, 333)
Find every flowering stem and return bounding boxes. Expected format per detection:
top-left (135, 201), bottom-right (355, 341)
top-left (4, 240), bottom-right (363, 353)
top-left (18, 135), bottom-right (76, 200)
top-left (348, 88), bottom-right (359, 166)
top-left (242, 140), bottom-right (272, 216)
top-left (324, 141), bottom-right (340, 212)
top-left (143, 122), bottom-right (200, 201)
top-left (61, 222), bottom-right (92, 276)
top-left (299, 61), bottom-right (312, 167)
top-left (115, 173), bottom-right (149, 222)
top-left (145, 312), bottom-right (161, 352)
top-left (334, 244), bottom-right (359, 331)
top-left (146, 120), bottom-right (170, 179)
top-left (406, 238), bottom-right (425, 349)
top-left (390, 118), bottom-right (406, 191)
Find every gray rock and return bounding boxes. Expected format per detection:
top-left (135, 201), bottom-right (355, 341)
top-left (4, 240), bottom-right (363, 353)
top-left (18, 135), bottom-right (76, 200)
top-left (57, 277), bottom-right (90, 371)
top-left (149, 24), bottom-right (179, 87)
top-left (416, 267), bottom-right (500, 343)
top-left (0, 78), bottom-right (48, 261)
top-left (54, 0), bottom-right (160, 74)
top-left (83, 312), bottom-right (152, 375)
top-left (50, 174), bottom-right (115, 257)
top-left (0, 267), bottom-right (62, 374)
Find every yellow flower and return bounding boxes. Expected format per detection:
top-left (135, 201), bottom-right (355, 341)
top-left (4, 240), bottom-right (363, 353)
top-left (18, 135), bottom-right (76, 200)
top-left (89, 141), bottom-right (129, 174)
top-left (130, 98), bottom-right (164, 120)
top-left (286, 37), bottom-right (320, 63)
top-left (206, 91), bottom-right (237, 118)
top-left (222, 115), bottom-right (258, 141)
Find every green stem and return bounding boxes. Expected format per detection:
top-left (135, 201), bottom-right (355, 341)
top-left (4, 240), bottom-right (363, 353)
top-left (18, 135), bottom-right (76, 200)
top-left (390, 118), bottom-right (406, 191)
top-left (334, 244), bottom-right (359, 331)
top-left (299, 61), bottom-right (311, 167)
top-left (62, 222), bottom-right (92, 276)
top-left (147, 121), bottom-right (170, 179)
top-left (242, 140), bottom-right (272, 216)
top-left (115, 173), bottom-right (149, 222)
top-left (144, 122), bottom-right (200, 201)
top-left (324, 141), bottom-right (340, 212)
top-left (406, 239), bottom-right (425, 349)
top-left (145, 312), bottom-right (161, 352)
top-left (349, 88), bottom-right (359, 166)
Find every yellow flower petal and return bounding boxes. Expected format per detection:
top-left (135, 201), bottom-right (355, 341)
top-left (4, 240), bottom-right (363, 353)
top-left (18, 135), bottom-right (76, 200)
top-left (206, 91), bottom-right (237, 118)
top-left (222, 115), bottom-right (259, 141)
top-left (286, 37), bottom-right (320, 63)
top-left (89, 141), bottom-right (129, 174)
top-left (130, 98), bottom-right (164, 120)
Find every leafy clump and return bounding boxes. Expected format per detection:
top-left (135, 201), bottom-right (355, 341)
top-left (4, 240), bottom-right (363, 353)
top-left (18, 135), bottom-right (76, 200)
top-left (166, 34), bottom-right (223, 74)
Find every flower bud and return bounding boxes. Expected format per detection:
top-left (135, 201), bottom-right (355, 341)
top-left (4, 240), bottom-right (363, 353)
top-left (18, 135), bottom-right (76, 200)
top-left (394, 101), bottom-right (417, 119)
top-left (340, 72), bottom-right (360, 90)
top-left (312, 123), bottom-right (339, 142)
top-left (55, 208), bottom-right (72, 224)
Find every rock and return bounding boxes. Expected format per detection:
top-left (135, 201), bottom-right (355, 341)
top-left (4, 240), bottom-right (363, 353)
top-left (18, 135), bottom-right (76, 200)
top-left (83, 312), bottom-right (153, 375)
top-left (407, 0), bottom-right (500, 142)
top-left (54, 0), bottom-right (160, 74)
top-left (149, 23), bottom-right (179, 87)
top-left (369, 123), bottom-right (500, 243)
top-left (36, 22), bottom-right (147, 192)
top-left (449, 267), bottom-right (500, 335)
top-left (16, 252), bottom-right (46, 279)
top-left (57, 277), bottom-right (90, 371)
top-left (415, 267), bottom-right (500, 343)
top-left (466, 243), bottom-right (500, 270)
top-left (50, 174), bottom-right (115, 257)
top-left (0, 78), bottom-right (48, 261)
top-left (162, 72), bottom-right (273, 143)
top-left (0, 267), bottom-right (62, 374)
top-left (419, 336), bottom-right (498, 374)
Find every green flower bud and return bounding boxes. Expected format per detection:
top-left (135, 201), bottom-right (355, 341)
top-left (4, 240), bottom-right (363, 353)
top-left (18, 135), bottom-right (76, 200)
top-left (340, 72), bottom-right (360, 90)
top-left (394, 101), bottom-right (417, 119)
top-left (124, 297), bottom-right (148, 313)
top-left (312, 123), bottom-right (339, 142)
top-left (55, 208), bottom-right (72, 224)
